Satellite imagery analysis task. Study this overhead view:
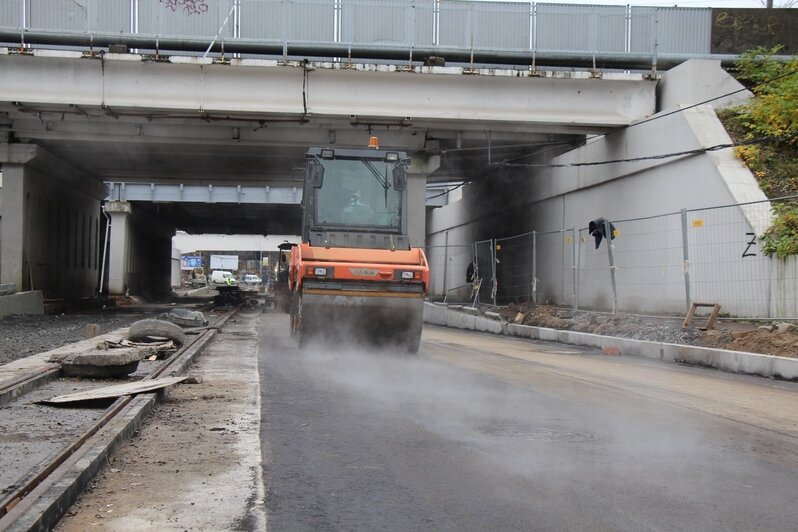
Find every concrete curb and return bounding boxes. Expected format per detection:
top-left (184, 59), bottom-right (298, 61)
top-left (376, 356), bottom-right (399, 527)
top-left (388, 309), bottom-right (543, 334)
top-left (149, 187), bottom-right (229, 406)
top-left (423, 302), bottom-right (798, 381)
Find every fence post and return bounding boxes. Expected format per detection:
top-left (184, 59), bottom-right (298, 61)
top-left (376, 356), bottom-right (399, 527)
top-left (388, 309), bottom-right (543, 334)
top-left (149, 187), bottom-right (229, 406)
top-left (491, 239), bottom-right (497, 307)
top-left (604, 219), bottom-right (618, 314)
top-left (442, 231), bottom-right (449, 296)
top-left (681, 208), bottom-right (691, 311)
top-left (572, 227), bottom-right (578, 312)
top-left (531, 231), bottom-right (537, 303)
top-left (575, 228), bottom-right (581, 312)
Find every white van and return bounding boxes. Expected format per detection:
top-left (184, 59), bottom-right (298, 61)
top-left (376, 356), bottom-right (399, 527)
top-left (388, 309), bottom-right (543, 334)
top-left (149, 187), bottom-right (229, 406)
top-left (210, 270), bottom-right (237, 286)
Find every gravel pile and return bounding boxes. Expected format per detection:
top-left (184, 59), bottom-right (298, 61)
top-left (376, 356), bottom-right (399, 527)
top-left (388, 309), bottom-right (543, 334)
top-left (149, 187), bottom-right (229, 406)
top-left (0, 311), bottom-right (155, 366)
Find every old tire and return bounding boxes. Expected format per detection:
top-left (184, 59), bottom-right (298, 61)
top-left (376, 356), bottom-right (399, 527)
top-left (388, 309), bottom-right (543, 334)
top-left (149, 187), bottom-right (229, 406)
top-left (128, 318), bottom-right (186, 347)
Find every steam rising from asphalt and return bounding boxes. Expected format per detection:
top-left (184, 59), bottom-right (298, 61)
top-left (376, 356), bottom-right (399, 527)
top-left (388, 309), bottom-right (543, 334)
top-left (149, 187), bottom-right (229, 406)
top-left (293, 334), bottom-right (710, 484)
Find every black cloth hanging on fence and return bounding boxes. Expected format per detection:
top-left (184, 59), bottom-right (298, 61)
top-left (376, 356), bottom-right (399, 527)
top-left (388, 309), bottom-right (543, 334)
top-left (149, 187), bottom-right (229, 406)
top-left (588, 218), bottom-right (616, 249)
top-left (466, 262), bottom-right (476, 283)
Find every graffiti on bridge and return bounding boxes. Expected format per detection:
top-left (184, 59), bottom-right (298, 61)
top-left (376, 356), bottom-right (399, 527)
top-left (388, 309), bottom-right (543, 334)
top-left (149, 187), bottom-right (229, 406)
top-left (161, 0), bottom-right (209, 16)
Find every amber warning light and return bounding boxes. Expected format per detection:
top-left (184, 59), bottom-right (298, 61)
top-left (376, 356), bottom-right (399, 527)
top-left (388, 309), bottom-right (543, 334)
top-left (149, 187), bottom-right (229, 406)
top-left (368, 136), bottom-right (380, 149)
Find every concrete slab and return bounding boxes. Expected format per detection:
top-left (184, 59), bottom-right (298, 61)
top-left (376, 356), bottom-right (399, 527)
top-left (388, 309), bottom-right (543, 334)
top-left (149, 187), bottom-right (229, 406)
top-left (425, 303), bottom-right (798, 381)
top-left (0, 290), bottom-right (44, 317)
top-left (0, 327), bottom-right (130, 392)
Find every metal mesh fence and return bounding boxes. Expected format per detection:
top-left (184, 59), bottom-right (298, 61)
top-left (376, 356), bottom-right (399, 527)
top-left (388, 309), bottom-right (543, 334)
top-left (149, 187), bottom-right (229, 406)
top-left (469, 195), bottom-right (798, 320)
top-left (685, 199), bottom-right (785, 318)
top-left (474, 239), bottom-right (495, 306)
top-left (495, 232), bottom-right (534, 303)
top-left (425, 243), bottom-right (473, 302)
top-left (535, 229), bottom-right (574, 307)
top-left (610, 213), bottom-right (686, 314)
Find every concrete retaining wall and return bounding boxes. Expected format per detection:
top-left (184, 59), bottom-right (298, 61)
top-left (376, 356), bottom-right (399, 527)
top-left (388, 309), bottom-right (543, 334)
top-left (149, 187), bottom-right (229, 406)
top-left (424, 60), bottom-right (791, 318)
top-left (0, 290), bottom-right (44, 317)
top-left (423, 302), bottom-right (798, 381)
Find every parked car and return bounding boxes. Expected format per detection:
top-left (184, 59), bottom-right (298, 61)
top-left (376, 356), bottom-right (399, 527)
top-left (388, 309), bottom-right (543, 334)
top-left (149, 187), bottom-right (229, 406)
top-left (244, 274), bottom-right (262, 285)
top-left (210, 270), bottom-right (237, 286)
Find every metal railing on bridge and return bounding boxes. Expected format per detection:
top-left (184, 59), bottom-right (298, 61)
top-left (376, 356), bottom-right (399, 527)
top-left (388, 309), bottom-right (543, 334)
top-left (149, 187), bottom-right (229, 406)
top-left (0, 0), bottom-right (716, 69)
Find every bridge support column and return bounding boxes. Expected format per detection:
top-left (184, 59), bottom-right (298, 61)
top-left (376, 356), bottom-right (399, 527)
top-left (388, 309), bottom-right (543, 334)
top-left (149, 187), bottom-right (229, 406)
top-left (0, 144), bottom-right (105, 299)
top-left (408, 153), bottom-right (441, 248)
top-left (105, 200), bottom-right (132, 295)
top-left (105, 200), bottom-right (175, 298)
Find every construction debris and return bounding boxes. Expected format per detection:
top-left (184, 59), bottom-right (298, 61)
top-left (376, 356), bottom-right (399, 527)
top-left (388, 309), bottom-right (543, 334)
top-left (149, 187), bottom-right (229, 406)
top-left (39, 376), bottom-right (189, 404)
top-left (48, 346), bottom-right (156, 378)
top-left (161, 308), bottom-right (208, 328)
top-left (83, 323), bottom-right (101, 339)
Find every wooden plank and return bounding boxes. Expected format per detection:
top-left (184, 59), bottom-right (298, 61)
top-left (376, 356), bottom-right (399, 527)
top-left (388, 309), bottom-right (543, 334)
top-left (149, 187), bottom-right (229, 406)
top-left (39, 377), bottom-right (188, 404)
top-left (704, 304), bottom-right (722, 331)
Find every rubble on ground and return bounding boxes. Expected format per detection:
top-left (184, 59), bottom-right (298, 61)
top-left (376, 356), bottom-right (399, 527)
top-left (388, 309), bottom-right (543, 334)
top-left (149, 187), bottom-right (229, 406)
top-left (464, 301), bottom-right (798, 359)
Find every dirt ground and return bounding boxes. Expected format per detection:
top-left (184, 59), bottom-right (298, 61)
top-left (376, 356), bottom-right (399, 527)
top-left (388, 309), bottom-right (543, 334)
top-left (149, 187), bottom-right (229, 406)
top-left (55, 311), bottom-right (265, 531)
top-left (497, 303), bottom-right (798, 359)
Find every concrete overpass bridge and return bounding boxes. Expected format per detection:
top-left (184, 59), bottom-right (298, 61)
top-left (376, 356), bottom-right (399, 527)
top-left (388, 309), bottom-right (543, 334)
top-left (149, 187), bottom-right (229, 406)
top-left (0, 46), bottom-right (656, 299)
top-left (0, 0), bottom-right (784, 304)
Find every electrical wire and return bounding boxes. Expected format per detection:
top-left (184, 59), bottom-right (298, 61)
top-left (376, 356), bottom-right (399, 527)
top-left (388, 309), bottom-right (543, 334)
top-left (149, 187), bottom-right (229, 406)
top-left (491, 134), bottom-right (796, 169)
top-left (493, 63), bottom-right (798, 168)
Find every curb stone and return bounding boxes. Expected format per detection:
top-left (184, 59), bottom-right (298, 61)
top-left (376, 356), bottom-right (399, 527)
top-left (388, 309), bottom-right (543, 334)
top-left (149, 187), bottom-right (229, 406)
top-left (423, 302), bottom-right (798, 381)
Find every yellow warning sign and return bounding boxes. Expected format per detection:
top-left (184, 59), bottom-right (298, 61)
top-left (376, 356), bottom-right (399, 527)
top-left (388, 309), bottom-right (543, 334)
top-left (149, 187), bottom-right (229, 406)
top-left (495, 244), bottom-right (502, 251)
top-left (692, 219), bottom-right (705, 227)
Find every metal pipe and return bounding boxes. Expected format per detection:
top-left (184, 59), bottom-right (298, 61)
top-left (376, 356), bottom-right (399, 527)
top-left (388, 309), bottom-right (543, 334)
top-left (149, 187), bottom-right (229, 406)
top-left (99, 205), bottom-right (111, 295)
top-left (0, 29), bottom-right (785, 70)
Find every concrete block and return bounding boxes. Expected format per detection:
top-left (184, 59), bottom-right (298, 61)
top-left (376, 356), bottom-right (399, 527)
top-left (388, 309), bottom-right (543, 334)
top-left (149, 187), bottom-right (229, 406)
top-left (507, 323), bottom-right (538, 339)
top-left (484, 311), bottom-right (502, 320)
top-left (773, 357), bottom-right (798, 381)
top-left (462, 306), bottom-right (480, 315)
top-left (0, 283), bottom-right (15, 296)
top-left (84, 323), bottom-right (101, 338)
top-left (474, 316), bottom-right (503, 334)
top-left (776, 322), bottom-right (796, 333)
top-left (49, 346), bottom-right (155, 378)
top-left (0, 290), bottom-right (44, 318)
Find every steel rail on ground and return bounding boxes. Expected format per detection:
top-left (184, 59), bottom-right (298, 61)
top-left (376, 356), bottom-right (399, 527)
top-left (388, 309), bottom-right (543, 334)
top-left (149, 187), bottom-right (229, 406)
top-left (0, 306), bottom-right (241, 529)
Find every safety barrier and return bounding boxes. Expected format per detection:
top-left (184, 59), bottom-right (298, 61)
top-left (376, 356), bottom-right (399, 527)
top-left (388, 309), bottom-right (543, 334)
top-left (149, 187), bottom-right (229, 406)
top-left (458, 195), bottom-right (798, 320)
top-left (0, 0), bottom-right (711, 60)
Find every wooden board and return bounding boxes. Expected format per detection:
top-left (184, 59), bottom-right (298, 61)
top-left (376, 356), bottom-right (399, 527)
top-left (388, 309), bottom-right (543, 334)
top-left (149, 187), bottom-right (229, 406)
top-left (40, 377), bottom-right (189, 404)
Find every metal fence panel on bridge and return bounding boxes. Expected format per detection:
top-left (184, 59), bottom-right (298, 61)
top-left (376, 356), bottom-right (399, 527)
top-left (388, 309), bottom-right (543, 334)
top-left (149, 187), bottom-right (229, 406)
top-left (438, 0), bottom-right (531, 51)
top-left (138, 0), bottom-right (235, 39)
top-left (341, 0), bottom-right (434, 48)
top-left (25, 0), bottom-right (131, 33)
top-left (1, 1), bottom-right (720, 64)
top-left (535, 4), bottom-right (626, 53)
top-left (630, 6), bottom-right (711, 55)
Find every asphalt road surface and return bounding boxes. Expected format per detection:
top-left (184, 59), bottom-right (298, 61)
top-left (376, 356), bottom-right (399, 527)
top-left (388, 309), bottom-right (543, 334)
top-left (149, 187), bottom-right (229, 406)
top-left (259, 315), bottom-right (798, 531)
